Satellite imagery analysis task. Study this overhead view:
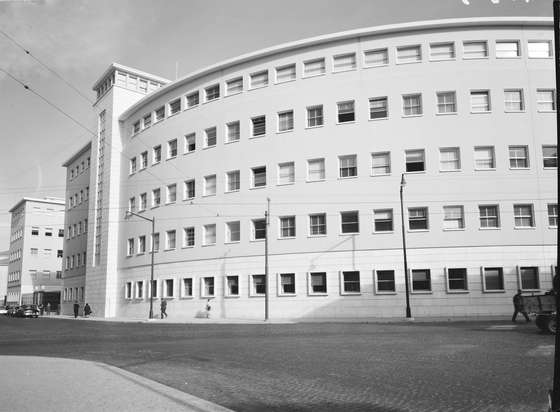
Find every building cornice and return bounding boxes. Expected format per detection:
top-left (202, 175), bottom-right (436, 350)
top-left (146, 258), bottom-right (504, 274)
top-left (62, 141), bottom-right (92, 167)
top-left (8, 197), bottom-right (65, 213)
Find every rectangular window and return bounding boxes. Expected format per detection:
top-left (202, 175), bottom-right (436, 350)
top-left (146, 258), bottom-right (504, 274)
top-left (140, 151), bottom-right (148, 169)
top-left (483, 267), bottom-right (504, 291)
top-left (204, 175), bottom-right (216, 196)
top-left (279, 216), bottom-right (296, 238)
top-left (278, 111), bottom-right (294, 132)
top-left (185, 133), bottom-right (196, 153)
top-left (167, 139), bottom-right (177, 158)
top-left (143, 113), bottom-right (151, 129)
top-left (205, 84), bottom-right (220, 101)
top-left (543, 145), bottom-right (558, 168)
top-left (250, 70), bottom-right (268, 89)
top-left (152, 188), bottom-right (161, 207)
top-left (496, 40), bottom-right (520, 58)
top-left (479, 205), bottom-right (500, 228)
top-left (309, 213), bottom-right (327, 236)
top-left (149, 280), bottom-right (158, 298)
top-left (443, 206), bottom-right (465, 230)
top-left (203, 224), bottom-right (216, 245)
top-left (463, 41), bottom-right (488, 59)
top-left (369, 97), bottom-right (388, 119)
top-left (127, 238), bottom-right (134, 256)
top-left (166, 184), bottom-right (177, 203)
top-left (276, 64), bottom-right (296, 83)
top-left (184, 179), bottom-right (195, 199)
top-left (397, 45), bottom-right (421, 63)
top-left (339, 154), bottom-right (357, 177)
top-left (58, 228), bottom-right (64, 237)
top-left (403, 94), bottom-right (422, 116)
top-left (133, 121), bottom-right (141, 135)
top-left (226, 170), bottom-right (240, 192)
top-left (252, 275), bottom-right (266, 295)
top-left (509, 145), bottom-right (529, 169)
top-left (125, 282), bottom-right (132, 299)
top-left (130, 157), bottom-right (138, 174)
top-left (153, 145), bottom-right (162, 164)
top-left (519, 267), bottom-right (539, 290)
top-left (31, 227), bottom-right (39, 236)
top-left (310, 272), bottom-right (327, 294)
top-left (163, 279), bottom-right (174, 298)
top-left (252, 166), bottom-right (266, 188)
top-left (128, 197), bottom-right (136, 213)
top-left (548, 204), bottom-right (558, 227)
top-left (333, 53), bottom-right (356, 72)
top-left (341, 211), bottom-right (359, 234)
top-left (364, 48), bottom-right (388, 67)
top-left (303, 58), bottom-right (326, 77)
top-left (514, 204), bottom-right (534, 228)
top-left (440, 147), bottom-right (460, 171)
top-left (186, 91), bottom-right (199, 108)
top-left (307, 158), bottom-right (325, 181)
top-left (183, 227), bottom-right (195, 247)
top-left (528, 40), bottom-right (552, 58)
top-left (226, 77), bottom-right (243, 95)
top-left (139, 193), bottom-right (147, 211)
top-left (203, 277), bottom-right (214, 297)
top-left (278, 162), bottom-right (295, 185)
top-left (537, 89), bottom-right (556, 111)
top-left (226, 221), bottom-right (240, 242)
top-left (376, 270), bottom-right (395, 292)
top-left (226, 121), bottom-right (240, 143)
top-left (280, 273), bottom-right (295, 294)
top-left (374, 209), bottom-right (393, 232)
top-left (405, 149), bottom-right (425, 172)
top-left (154, 106), bottom-right (165, 122)
top-left (205, 127), bottom-right (217, 147)
top-left (371, 152), bottom-right (391, 175)
top-left (252, 218), bottom-right (266, 240)
top-left (182, 278), bottom-right (193, 297)
top-left (151, 233), bottom-right (160, 252)
top-left (57, 249), bottom-right (63, 258)
top-left (226, 276), bottom-right (239, 296)
top-left (474, 146), bottom-right (495, 169)
top-left (504, 89), bottom-right (524, 111)
top-left (411, 269), bottom-right (431, 292)
top-left (166, 230), bottom-right (176, 249)
top-left (471, 90), bottom-right (490, 112)
top-left (138, 235), bottom-right (146, 253)
top-left (169, 98), bottom-right (181, 115)
top-left (437, 91), bottom-right (457, 114)
top-left (408, 207), bottom-right (428, 230)
top-left (342, 271), bottom-right (360, 293)
top-left (447, 268), bottom-right (468, 291)
top-left (252, 116), bottom-right (266, 137)
top-left (135, 281), bottom-right (144, 299)
top-left (337, 101), bottom-right (355, 123)
top-left (430, 42), bottom-right (455, 60)
top-left (307, 105), bottom-right (323, 127)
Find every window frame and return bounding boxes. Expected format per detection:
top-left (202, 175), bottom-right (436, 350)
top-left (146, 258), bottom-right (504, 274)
top-left (183, 226), bottom-right (195, 248)
top-left (405, 149), bottom-right (426, 173)
top-left (181, 277), bottom-right (194, 299)
top-left (204, 127), bottom-right (217, 148)
top-left (429, 42), bottom-right (456, 61)
top-left (548, 204), bottom-right (558, 227)
top-left (439, 147), bottom-right (461, 172)
top-left (410, 269), bottom-right (432, 293)
top-left (504, 89), bottom-right (525, 112)
top-left (306, 105), bottom-right (324, 128)
top-left (332, 52), bottom-right (357, 73)
top-left (537, 89), bottom-right (556, 112)
top-left (249, 70), bottom-right (269, 89)
top-left (340, 270), bottom-right (361, 295)
top-left (338, 154), bottom-right (357, 178)
top-left (528, 40), bottom-right (553, 58)
top-left (542, 145), bottom-right (558, 168)
top-left (303, 57), bottom-right (326, 78)
top-left (275, 64), bottom-right (296, 84)
top-left (226, 170), bottom-right (240, 193)
top-left (307, 158), bottom-right (326, 182)
top-left (363, 48), bottom-right (389, 68)
top-left (374, 269), bottom-right (396, 294)
top-left (308, 272), bottom-right (327, 295)
top-left (225, 221), bottom-right (241, 243)
top-left (309, 213), bottom-right (327, 237)
top-left (340, 210), bottom-right (359, 234)
top-left (402, 93), bottom-right (423, 116)
top-left (481, 267), bottom-right (505, 292)
top-left (184, 179), bottom-right (195, 200)
top-left (474, 146), bottom-right (496, 170)
top-left (277, 110), bottom-right (294, 133)
top-left (396, 44), bottom-right (422, 64)
top-left (408, 207), bottom-right (429, 231)
top-left (251, 166), bottom-right (267, 188)
top-left (443, 205), bottom-right (465, 230)
top-left (203, 224), bottom-right (217, 246)
top-left (495, 40), bottom-right (521, 58)
top-left (513, 204), bottom-right (535, 228)
top-left (445, 268), bottom-right (469, 293)
top-left (184, 133), bottom-right (196, 153)
top-left (369, 96), bottom-right (388, 120)
top-left (204, 84), bottom-right (220, 102)
top-left (224, 275), bottom-right (240, 297)
top-left (373, 209), bottom-right (394, 233)
top-left (278, 273), bottom-right (296, 296)
top-left (517, 266), bottom-right (540, 292)
top-left (226, 121), bottom-right (241, 143)
top-left (277, 161), bottom-right (295, 185)
top-left (470, 90), bottom-right (491, 113)
top-left (279, 215), bottom-right (296, 239)
top-left (203, 175), bottom-right (217, 197)
top-left (508, 145), bottom-right (530, 169)
top-left (225, 77), bottom-right (243, 96)
top-left (201, 277), bottom-right (215, 298)
top-left (479, 204), bottom-right (500, 229)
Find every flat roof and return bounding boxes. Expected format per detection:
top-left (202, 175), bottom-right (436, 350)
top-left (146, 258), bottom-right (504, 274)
top-left (62, 141), bottom-right (92, 167)
top-left (92, 62), bottom-right (171, 92)
top-left (8, 197), bottom-right (65, 213)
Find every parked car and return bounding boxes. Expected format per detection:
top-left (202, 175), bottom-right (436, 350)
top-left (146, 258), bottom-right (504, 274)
top-left (15, 305), bottom-right (39, 318)
top-left (0, 306), bottom-right (7, 315)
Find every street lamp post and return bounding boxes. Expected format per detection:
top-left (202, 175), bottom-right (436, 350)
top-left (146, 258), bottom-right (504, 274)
top-left (125, 211), bottom-right (155, 319)
top-left (400, 173), bottom-right (412, 319)
top-left (264, 198), bottom-right (270, 321)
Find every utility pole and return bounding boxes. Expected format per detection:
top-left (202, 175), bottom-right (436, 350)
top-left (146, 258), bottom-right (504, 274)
top-left (400, 174), bottom-right (412, 319)
top-left (264, 197), bottom-right (270, 321)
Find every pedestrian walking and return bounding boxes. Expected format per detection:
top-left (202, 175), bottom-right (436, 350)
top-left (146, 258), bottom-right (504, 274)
top-left (160, 300), bottom-right (167, 319)
top-left (205, 299), bottom-right (211, 319)
top-left (84, 303), bottom-right (92, 317)
top-left (38, 303), bottom-right (44, 316)
top-left (73, 301), bottom-right (79, 318)
top-left (512, 289), bottom-right (530, 322)
top-left (46, 302), bottom-right (51, 316)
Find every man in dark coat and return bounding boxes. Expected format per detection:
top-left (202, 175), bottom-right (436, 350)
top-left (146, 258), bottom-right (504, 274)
top-left (512, 289), bottom-right (530, 322)
top-left (73, 301), bottom-right (79, 318)
top-left (160, 300), bottom-right (167, 319)
top-left (84, 303), bottom-right (91, 317)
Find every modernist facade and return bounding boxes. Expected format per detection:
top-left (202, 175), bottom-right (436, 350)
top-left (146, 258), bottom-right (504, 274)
top-left (7, 198), bottom-right (65, 307)
top-left (67, 17), bottom-right (557, 319)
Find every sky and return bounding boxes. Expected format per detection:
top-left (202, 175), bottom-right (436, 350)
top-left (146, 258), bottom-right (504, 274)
top-left (0, 0), bottom-right (551, 248)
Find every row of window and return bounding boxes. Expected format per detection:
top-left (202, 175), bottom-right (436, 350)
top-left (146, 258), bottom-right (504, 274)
top-left (7, 269), bottom-right (62, 283)
top-left (126, 203), bottom-right (558, 255)
top-left (8, 248), bottom-right (21, 262)
top-left (30, 248), bottom-right (63, 258)
top-left (67, 219), bottom-right (88, 239)
top-left (31, 227), bottom-right (64, 237)
top-left (69, 157), bottom-right (91, 180)
top-left (65, 251), bottom-right (87, 271)
top-left (130, 38), bottom-right (554, 134)
top-left (68, 186), bottom-right (89, 209)
top-left (62, 286), bottom-right (85, 302)
top-left (123, 265), bottom-right (554, 301)
top-left (7, 271), bottom-right (20, 283)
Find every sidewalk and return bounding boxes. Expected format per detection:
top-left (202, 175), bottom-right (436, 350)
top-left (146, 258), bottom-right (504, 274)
top-left (0, 355), bottom-right (233, 412)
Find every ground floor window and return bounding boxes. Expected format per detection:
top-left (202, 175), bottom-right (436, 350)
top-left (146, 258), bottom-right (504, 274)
top-left (135, 281), bottom-right (144, 299)
top-left (125, 282), bottom-right (132, 299)
top-left (483, 267), bottom-right (504, 292)
top-left (279, 273), bottom-right (295, 295)
top-left (411, 269), bottom-right (431, 292)
top-left (519, 267), bottom-right (539, 291)
top-left (202, 277), bottom-right (214, 297)
top-left (375, 270), bottom-right (395, 293)
top-left (309, 272), bottom-right (327, 294)
top-left (446, 268), bottom-right (468, 291)
top-left (226, 276), bottom-right (239, 296)
top-left (163, 279), bottom-right (174, 298)
top-left (341, 271), bottom-right (360, 294)
top-left (252, 274), bottom-right (266, 295)
top-left (182, 278), bottom-right (193, 298)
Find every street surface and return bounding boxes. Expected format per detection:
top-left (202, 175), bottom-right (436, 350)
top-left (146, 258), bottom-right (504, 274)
top-left (0, 317), bottom-right (553, 411)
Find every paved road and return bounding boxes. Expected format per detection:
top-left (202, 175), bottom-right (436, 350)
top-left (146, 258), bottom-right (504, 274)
top-left (0, 317), bottom-right (554, 411)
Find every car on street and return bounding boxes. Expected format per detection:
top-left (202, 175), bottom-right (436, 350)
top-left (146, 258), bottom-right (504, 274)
top-left (0, 306), bottom-right (7, 315)
top-left (15, 305), bottom-right (39, 318)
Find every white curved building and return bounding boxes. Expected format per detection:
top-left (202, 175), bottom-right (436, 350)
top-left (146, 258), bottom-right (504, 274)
top-left (62, 17), bottom-right (558, 320)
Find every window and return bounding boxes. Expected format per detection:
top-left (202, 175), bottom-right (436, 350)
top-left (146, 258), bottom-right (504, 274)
top-left (57, 249), bottom-right (63, 258)
top-left (31, 247), bottom-right (38, 256)
top-left (186, 91), bottom-right (199, 108)
top-left (437, 91), bottom-right (457, 114)
top-left (333, 53), bottom-right (356, 72)
top-left (303, 58), bottom-right (326, 77)
top-left (226, 276), bottom-right (239, 296)
top-left (125, 282), bottom-right (132, 299)
top-left (307, 158), bottom-right (325, 181)
top-left (307, 105), bottom-right (323, 127)
top-left (252, 275), bottom-right (266, 295)
top-left (528, 40), bottom-right (552, 58)
top-left (276, 64), bottom-right (296, 83)
top-left (182, 278), bottom-right (193, 297)
top-left (509, 146), bottom-right (529, 169)
top-left (152, 188), bottom-right (161, 207)
top-left (447, 268), bottom-right (468, 291)
top-left (309, 213), bottom-right (327, 236)
top-left (519, 267), bottom-right (539, 290)
top-left (205, 84), bottom-right (220, 101)
top-left (166, 230), bottom-right (176, 249)
top-left (167, 139), bottom-right (177, 158)
top-left (537, 89), bottom-right (556, 111)
top-left (225, 170), bottom-right (240, 192)
top-left (129, 157), bottom-right (137, 174)
top-left (226, 77), bottom-right (243, 95)
top-left (279, 216), bottom-right (296, 238)
top-left (226, 121), bottom-right (240, 143)
top-left (252, 166), bottom-right (266, 188)
top-left (342, 271), bottom-right (360, 293)
top-left (203, 224), bottom-right (216, 245)
top-left (151, 233), bottom-right (160, 252)
top-left (309, 272), bottom-right (327, 294)
top-left (374, 209), bottom-right (393, 232)
top-left (140, 151), bottom-right (148, 169)
top-left (430, 42), bottom-right (455, 60)
top-left (183, 227), bottom-right (195, 247)
top-left (185, 133), bottom-right (196, 153)
top-left (440, 147), bottom-right (460, 171)
top-left (250, 70), bottom-right (268, 89)
top-left (369, 97), bottom-right (388, 119)
top-left (169, 98), bottom-right (181, 115)
top-left (58, 229), bottom-right (64, 237)
top-left (376, 270), bottom-right (395, 293)
top-left (496, 40), bottom-right (520, 58)
top-left (278, 111), bottom-right (294, 132)
top-left (411, 269), bottom-right (431, 292)
top-left (341, 211), bottom-right (359, 234)
top-left (405, 149), bottom-right (425, 172)
top-left (31, 227), bottom-right (39, 236)
top-left (139, 193), bottom-right (147, 211)
top-left (443, 206), bottom-right (464, 230)
top-left (364, 48), bottom-right (388, 67)
top-left (370, 152), bottom-right (391, 176)
top-left (203, 277), bottom-right (214, 297)
top-left (463, 41), bottom-right (488, 59)
top-left (278, 162), bottom-right (295, 185)
top-left (153, 145), bottom-right (161, 164)
top-left (133, 121), bottom-right (141, 135)
top-left (149, 279), bottom-right (158, 298)
top-left (138, 235), bottom-right (146, 253)
top-left (474, 146), bottom-right (495, 169)
top-left (514, 204), bottom-right (534, 228)
top-left (479, 205), bottom-right (500, 228)
top-left (408, 207), bottom-right (428, 230)
top-left (225, 221), bottom-right (240, 243)
top-left (397, 45), bottom-right (421, 63)
top-left (143, 113), bottom-right (151, 129)
top-left (504, 89), bottom-right (524, 111)
top-left (135, 281), bottom-right (144, 299)
top-left (204, 175), bottom-right (216, 196)
top-left (252, 218), bottom-right (266, 240)
top-left (127, 238), bottom-right (134, 256)
top-left (205, 127), bottom-right (217, 147)
top-left (339, 154), bottom-right (357, 178)
top-left (543, 145), bottom-right (558, 168)
top-left (166, 184), bottom-right (177, 203)
top-left (128, 197), bottom-right (136, 213)
top-left (251, 116), bottom-right (266, 137)
top-left (483, 267), bottom-right (504, 291)
top-left (402, 94), bottom-right (422, 116)
top-left (337, 100), bottom-right (355, 123)
top-left (471, 90), bottom-right (490, 112)
top-left (182, 179), bottom-right (195, 200)
top-left (279, 273), bottom-right (295, 295)
top-left (163, 279), bottom-right (174, 298)
top-left (548, 204), bottom-right (558, 227)
top-left (154, 106), bottom-right (165, 122)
